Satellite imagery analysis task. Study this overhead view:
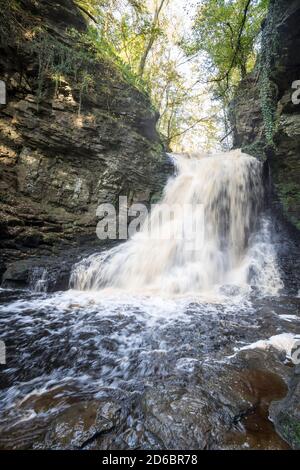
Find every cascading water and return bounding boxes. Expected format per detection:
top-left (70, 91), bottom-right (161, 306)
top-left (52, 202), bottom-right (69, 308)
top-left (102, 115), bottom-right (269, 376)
top-left (1, 149), bottom-right (296, 451)
top-left (71, 149), bottom-right (282, 297)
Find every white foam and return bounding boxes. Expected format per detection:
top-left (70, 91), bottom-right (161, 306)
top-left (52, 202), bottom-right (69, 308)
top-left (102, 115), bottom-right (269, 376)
top-left (71, 151), bottom-right (283, 299)
top-left (236, 332), bottom-right (299, 357)
top-left (279, 314), bottom-right (300, 322)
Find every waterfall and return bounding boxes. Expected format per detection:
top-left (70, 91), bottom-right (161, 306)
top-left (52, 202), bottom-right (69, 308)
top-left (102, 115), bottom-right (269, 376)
top-left (71, 149), bottom-right (282, 296)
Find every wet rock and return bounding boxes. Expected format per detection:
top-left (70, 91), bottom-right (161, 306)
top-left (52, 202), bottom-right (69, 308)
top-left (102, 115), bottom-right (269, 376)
top-left (0, 0), bottom-right (171, 277)
top-left (0, 416), bottom-right (50, 450)
top-left (2, 257), bottom-right (71, 291)
top-left (0, 284), bottom-right (298, 450)
top-left (0, 361), bottom-right (291, 451)
top-left (223, 364), bottom-right (290, 449)
top-left (1, 240), bottom-right (119, 291)
top-left (40, 400), bottom-right (120, 450)
top-left (123, 362), bottom-right (289, 450)
top-left (85, 357), bottom-right (293, 450)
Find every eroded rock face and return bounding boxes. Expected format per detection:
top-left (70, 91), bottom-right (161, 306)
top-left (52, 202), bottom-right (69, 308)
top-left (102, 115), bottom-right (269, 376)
top-left (230, 0), bottom-right (300, 230)
top-left (0, 0), bottom-right (170, 278)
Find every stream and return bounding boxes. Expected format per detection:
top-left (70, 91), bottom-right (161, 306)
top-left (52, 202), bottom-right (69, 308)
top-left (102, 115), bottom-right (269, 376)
top-left (0, 150), bottom-right (299, 450)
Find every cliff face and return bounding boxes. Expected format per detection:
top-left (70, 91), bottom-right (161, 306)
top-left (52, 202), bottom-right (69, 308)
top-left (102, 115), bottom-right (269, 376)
top-left (0, 0), bottom-right (169, 278)
top-left (230, 0), bottom-right (300, 448)
top-left (230, 0), bottom-right (300, 230)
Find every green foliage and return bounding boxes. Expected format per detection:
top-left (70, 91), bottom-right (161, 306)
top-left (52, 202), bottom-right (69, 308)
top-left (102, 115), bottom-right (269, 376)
top-left (1, 0), bottom-right (230, 148)
top-left (280, 416), bottom-right (300, 449)
top-left (241, 140), bottom-right (267, 160)
top-left (27, 21), bottom-right (150, 113)
top-left (276, 181), bottom-right (300, 221)
top-left (184, 0), bottom-right (269, 104)
top-left (82, 25), bottom-right (148, 93)
top-left (75, 0), bottom-right (165, 79)
top-left (75, 0), bottom-right (204, 147)
top-left (258, 0), bottom-right (279, 145)
top-left (28, 28), bottom-right (96, 110)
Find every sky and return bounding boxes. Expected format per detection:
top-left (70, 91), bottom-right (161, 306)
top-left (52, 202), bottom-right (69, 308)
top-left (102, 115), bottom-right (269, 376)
top-left (117, 0), bottom-right (225, 152)
top-left (162, 0), bottom-right (225, 152)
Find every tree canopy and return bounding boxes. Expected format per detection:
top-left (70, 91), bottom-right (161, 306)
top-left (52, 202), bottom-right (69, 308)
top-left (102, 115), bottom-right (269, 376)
top-left (72, 1), bottom-right (270, 149)
top-left (184, 0), bottom-right (269, 104)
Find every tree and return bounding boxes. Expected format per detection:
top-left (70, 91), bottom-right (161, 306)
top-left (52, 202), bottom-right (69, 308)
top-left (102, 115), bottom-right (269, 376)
top-left (73, 0), bottom-right (221, 150)
top-left (184, 0), bottom-right (269, 103)
top-left (143, 13), bottom-right (219, 150)
top-left (137, 0), bottom-right (168, 77)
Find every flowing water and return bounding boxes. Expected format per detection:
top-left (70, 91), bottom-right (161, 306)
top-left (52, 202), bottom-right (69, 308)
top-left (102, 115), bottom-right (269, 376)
top-left (71, 150), bottom-right (281, 296)
top-left (0, 150), bottom-right (299, 450)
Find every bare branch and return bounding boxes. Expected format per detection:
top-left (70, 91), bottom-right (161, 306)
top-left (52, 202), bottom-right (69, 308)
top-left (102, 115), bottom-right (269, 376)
top-left (169, 115), bottom-right (214, 142)
top-left (210, 0), bottom-right (252, 90)
top-left (220, 129), bottom-right (233, 143)
top-left (77, 4), bottom-right (98, 24)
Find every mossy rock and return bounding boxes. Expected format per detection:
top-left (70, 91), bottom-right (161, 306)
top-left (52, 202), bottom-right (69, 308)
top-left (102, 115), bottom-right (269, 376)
top-left (241, 141), bottom-right (268, 161)
top-left (277, 414), bottom-right (300, 449)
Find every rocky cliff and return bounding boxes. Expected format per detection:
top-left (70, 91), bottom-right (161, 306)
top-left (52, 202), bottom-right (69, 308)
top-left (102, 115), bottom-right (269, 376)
top-left (230, 0), bottom-right (300, 230)
top-left (230, 0), bottom-right (300, 448)
top-left (0, 0), bottom-right (169, 281)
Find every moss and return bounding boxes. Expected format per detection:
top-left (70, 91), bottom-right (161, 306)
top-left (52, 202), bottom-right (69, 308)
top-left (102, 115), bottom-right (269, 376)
top-left (258, 1), bottom-right (281, 146)
top-left (150, 192), bottom-right (163, 204)
top-left (276, 181), bottom-right (300, 227)
top-left (276, 182), bottom-right (300, 206)
top-left (280, 415), bottom-right (300, 449)
top-left (151, 141), bottom-right (164, 155)
top-left (242, 141), bottom-right (267, 160)
top-left (1, 1), bottom-right (149, 113)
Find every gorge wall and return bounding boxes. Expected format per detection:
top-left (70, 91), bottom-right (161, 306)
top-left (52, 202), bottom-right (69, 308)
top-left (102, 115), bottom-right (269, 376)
top-left (230, 0), bottom-right (300, 231)
top-left (0, 0), bottom-right (169, 281)
top-left (230, 0), bottom-right (300, 447)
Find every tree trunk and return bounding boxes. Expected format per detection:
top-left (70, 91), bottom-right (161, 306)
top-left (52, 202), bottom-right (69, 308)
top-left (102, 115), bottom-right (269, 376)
top-left (138, 0), bottom-right (167, 77)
